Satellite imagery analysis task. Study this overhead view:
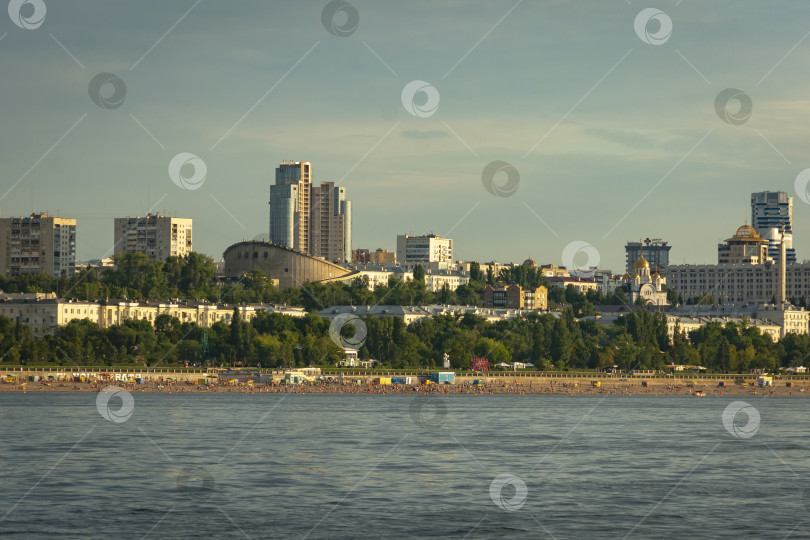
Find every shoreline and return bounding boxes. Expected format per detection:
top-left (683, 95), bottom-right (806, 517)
top-left (2, 379), bottom-right (806, 397)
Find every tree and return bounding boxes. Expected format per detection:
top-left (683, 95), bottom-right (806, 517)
top-left (470, 262), bottom-right (484, 283)
top-left (413, 264), bottom-right (425, 283)
top-left (229, 307), bottom-right (243, 363)
top-left (667, 287), bottom-right (680, 306)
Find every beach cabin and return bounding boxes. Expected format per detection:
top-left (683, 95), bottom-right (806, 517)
top-left (757, 376), bottom-right (773, 387)
top-left (430, 372), bottom-right (455, 384)
top-left (284, 371), bottom-right (307, 384)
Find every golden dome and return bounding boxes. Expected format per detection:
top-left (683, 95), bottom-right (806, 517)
top-left (725, 220), bottom-right (767, 244)
top-left (634, 254), bottom-right (649, 269)
top-left (632, 272), bottom-right (640, 278)
top-left (734, 223), bottom-right (759, 239)
top-left (622, 273), bottom-right (631, 279)
top-left (652, 272), bottom-right (661, 279)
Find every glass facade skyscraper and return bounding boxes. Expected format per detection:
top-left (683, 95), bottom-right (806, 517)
top-left (751, 191), bottom-right (796, 263)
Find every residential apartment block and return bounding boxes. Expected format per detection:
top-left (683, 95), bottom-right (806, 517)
top-left (352, 248), bottom-right (396, 264)
top-left (114, 214), bottom-right (192, 262)
top-left (396, 234), bottom-right (453, 264)
top-left (482, 284), bottom-right (548, 310)
top-left (0, 294), bottom-right (305, 338)
top-left (545, 276), bottom-right (598, 293)
top-left (310, 181), bottom-right (351, 264)
top-left (270, 161), bottom-right (311, 252)
top-left (423, 271), bottom-right (470, 293)
top-left (0, 213), bottom-right (76, 278)
top-left (269, 162), bottom-right (351, 263)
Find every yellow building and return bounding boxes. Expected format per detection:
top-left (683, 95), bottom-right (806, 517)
top-left (718, 222), bottom-right (770, 264)
top-left (0, 214), bottom-right (77, 278)
top-left (0, 296), bottom-right (305, 338)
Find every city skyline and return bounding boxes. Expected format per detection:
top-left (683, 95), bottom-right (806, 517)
top-left (3, 2), bottom-right (810, 272)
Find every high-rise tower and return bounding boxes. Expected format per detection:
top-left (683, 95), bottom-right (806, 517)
top-left (310, 182), bottom-right (352, 264)
top-left (751, 191), bottom-right (796, 263)
top-left (269, 161), bottom-right (311, 252)
top-left (269, 161), bottom-right (351, 261)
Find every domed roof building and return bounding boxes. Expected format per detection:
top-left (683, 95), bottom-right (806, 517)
top-left (634, 254), bottom-right (650, 269)
top-left (623, 250), bottom-right (669, 306)
top-left (718, 221), bottom-right (770, 264)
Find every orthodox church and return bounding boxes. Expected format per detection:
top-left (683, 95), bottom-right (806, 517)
top-left (622, 250), bottom-right (669, 306)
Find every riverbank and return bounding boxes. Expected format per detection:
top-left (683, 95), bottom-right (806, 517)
top-left (1, 378), bottom-right (806, 396)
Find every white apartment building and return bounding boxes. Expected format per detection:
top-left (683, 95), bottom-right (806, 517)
top-left (114, 214), bottom-right (192, 262)
top-left (396, 234), bottom-right (453, 264)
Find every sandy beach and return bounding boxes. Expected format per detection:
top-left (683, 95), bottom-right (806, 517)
top-left (2, 378), bottom-right (806, 397)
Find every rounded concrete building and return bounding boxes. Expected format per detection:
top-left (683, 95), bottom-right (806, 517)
top-left (223, 241), bottom-right (353, 290)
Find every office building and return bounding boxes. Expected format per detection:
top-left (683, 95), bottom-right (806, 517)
top-left (625, 239), bottom-right (670, 275)
top-left (396, 234), bottom-right (453, 264)
top-left (662, 222), bottom-right (810, 306)
top-left (114, 214), bottom-right (192, 261)
top-left (751, 191), bottom-right (796, 263)
top-left (0, 213), bottom-right (76, 278)
top-left (717, 222), bottom-right (770, 264)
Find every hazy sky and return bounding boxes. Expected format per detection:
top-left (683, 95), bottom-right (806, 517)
top-left (2, 0), bottom-right (810, 272)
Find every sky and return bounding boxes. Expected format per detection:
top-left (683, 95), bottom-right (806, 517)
top-left (1, 0), bottom-right (810, 273)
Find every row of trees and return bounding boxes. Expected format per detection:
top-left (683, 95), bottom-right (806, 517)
top-left (2, 302), bottom-right (809, 373)
top-left (0, 309), bottom-right (343, 368)
top-left (0, 250), bottom-right (719, 316)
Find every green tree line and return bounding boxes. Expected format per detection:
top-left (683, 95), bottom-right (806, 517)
top-left (2, 304), bottom-right (809, 374)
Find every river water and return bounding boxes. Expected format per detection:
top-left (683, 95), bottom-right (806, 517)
top-left (0, 393), bottom-right (808, 539)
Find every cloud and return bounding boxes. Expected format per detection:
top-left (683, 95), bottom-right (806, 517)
top-left (400, 130), bottom-right (449, 140)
